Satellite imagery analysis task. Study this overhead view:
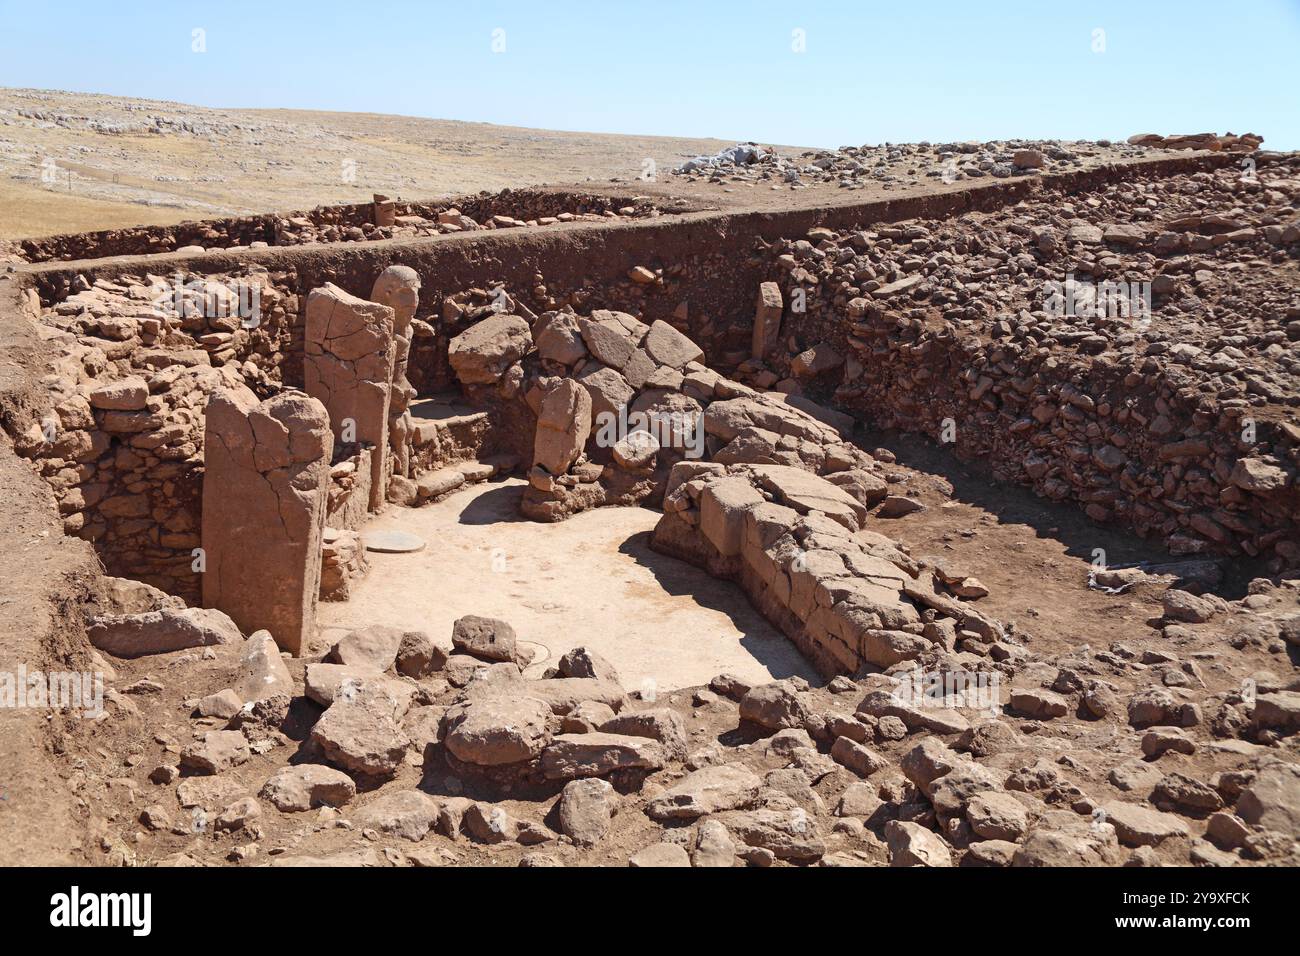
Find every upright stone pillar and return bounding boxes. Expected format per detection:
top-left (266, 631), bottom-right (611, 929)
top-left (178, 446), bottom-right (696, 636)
top-left (753, 281), bottom-right (784, 359)
top-left (202, 387), bottom-right (333, 655)
top-left (373, 193), bottom-right (395, 228)
top-left (370, 265), bottom-right (421, 480)
top-left (304, 282), bottom-right (394, 511)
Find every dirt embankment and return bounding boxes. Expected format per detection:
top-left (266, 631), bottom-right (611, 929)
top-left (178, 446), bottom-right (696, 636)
top-left (0, 273), bottom-right (101, 864)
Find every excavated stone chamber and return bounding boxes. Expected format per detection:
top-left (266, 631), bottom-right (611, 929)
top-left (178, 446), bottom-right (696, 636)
top-left (6, 147), bottom-right (1300, 869)
top-left (9, 150), bottom-right (1300, 676)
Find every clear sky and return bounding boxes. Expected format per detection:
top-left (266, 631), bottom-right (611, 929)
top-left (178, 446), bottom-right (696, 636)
top-left (2, 0), bottom-right (1297, 149)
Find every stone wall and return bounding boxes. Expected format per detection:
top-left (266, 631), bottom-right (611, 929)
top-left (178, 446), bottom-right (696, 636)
top-left (652, 462), bottom-right (1004, 677)
top-left (15, 190), bottom-right (661, 263)
top-left (747, 160), bottom-right (1300, 568)
top-left (9, 270), bottom-right (296, 600)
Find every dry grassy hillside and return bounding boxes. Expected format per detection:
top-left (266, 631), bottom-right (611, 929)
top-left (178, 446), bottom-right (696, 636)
top-left (0, 88), bottom-right (771, 238)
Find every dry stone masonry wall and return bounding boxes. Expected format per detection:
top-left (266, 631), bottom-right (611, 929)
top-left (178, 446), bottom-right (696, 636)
top-left (10, 189), bottom-right (663, 264)
top-left (743, 159), bottom-right (1300, 570)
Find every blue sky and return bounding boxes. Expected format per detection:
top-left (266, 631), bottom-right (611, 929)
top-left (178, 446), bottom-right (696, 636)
top-left (2, 0), bottom-right (1297, 149)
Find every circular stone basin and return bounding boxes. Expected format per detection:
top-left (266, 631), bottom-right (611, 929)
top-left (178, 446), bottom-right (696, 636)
top-left (518, 640), bottom-right (550, 673)
top-left (364, 530), bottom-right (426, 554)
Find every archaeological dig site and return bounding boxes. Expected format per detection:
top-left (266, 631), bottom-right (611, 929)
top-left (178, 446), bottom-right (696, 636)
top-left (0, 0), bottom-right (1294, 934)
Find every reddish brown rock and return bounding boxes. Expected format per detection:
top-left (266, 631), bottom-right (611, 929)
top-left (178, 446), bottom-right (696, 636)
top-left (201, 387), bottom-right (333, 655)
top-left (304, 282), bottom-right (394, 511)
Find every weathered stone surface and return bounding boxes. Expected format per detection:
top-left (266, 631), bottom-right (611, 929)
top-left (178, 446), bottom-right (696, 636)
top-left (534, 311), bottom-right (588, 366)
top-left (831, 736), bottom-right (886, 777)
top-left (1235, 762), bottom-right (1300, 836)
top-left (884, 820), bottom-right (952, 867)
top-left (451, 615), bottom-right (519, 663)
top-left (88, 376), bottom-right (148, 411)
top-left (966, 792), bottom-right (1030, 842)
top-left (721, 806), bottom-right (826, 862)
top-left (629, 843), bottom-right (691, 868)
top-left (612, 430), bottom-right (659, 469)
top-left (304, 283), bottom-right (394, 511)
top-left (524, 678), bottom-right (629, 715)
top-left (395, 630), bottom-right (451, 678)
top-left (1100, 801), bottom-right (1189, 847)
top-left (752, 282), bottom-right (783, 359)
top-left (825, 469), bottom-right (889, 508)
top-left (1161, 588), bottom-right (1216, 623)
top-left (309, 680), bottom-right (410, 777)
top-left (449, 314), bottom-right (532, 385)
top-left (202, 387), bottom-right (332, 655)
top-left (214, 796), bottom-right (262, 833)
top-left (462, 802), bottom-right (524, 844)
top-left (646, 764), bottom-right (762, 820)
top-left (88, 606), bottom-right (240, 658)
top-left (557, 778), bottom-right (617, 846)
top-left (861, 690), bottom-right (971, 735)
top-left (259, 764), bottom-right (356, 812)
top-left (739, 680), bottom-right (809, 731)
top-left (577, 364), bottom-right (635, 422)
top-left (534, 379), bottom-right (592, 475)
top-left (354, 789), bottom-right (441, 841)
top-left (600, 708), bottom-right (687, 761)
top-left (692, 819), bottom-right (737, 867)
top-left (235, 629), bottom-right (293, 703)
top-left (791, 342), bottom-right (844, 378)
top-left (176, 776), bottom-right (249, 813)
top-left (700, 477), bottom-right (764, 557)
top-left (579, 314), bottom-right (643, 370)
top-left (1009, 688), bottom-right (1070, 719)
top-left (442, 696), bottom-right (552, 766)
top-left (197, 689), bottom-right (242, 719)
top-left (1254, 692), bottom-right (1300, 734)
top-left (180, 731), bottom-right (250, 775)
top-left (540, 733), bottom-right (665, 780)
top-left (836, 782), bottom-right (884, 819)
top-left (370, 265), bottom-right (421, 478)
top-left (329, 625), bottom-right (406, 671)
top-left (748, 464), bottom-right (866, 529)
top-left (1152, 772), bottom-right (1223, 813)
top-left (643, 320), bottom-right (704, 370)
top-left (304, 663), bottom-right (408, 708)
top-left (557, 646), bottom-right (621, 684)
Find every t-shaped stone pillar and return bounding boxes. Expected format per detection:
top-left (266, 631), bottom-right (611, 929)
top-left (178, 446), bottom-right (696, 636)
top-left (304, 282), bottom-right (395, 512)
top-left (201, 386), bottom-right (333, 655)
top-left (370, 265), bottom-right (421, 480)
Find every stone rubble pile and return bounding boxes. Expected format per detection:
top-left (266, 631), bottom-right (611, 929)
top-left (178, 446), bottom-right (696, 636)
top-left (14, 187), bottom-right (659, 263)
top-left (77, 574), bottom-right (1300, 867)
top-left (748, 158), bottom-right (1300, 567)
top-left (444, 302), bottom-right (892, 522)
top-left (319, 528), bottom-right (368, 601)
top-left (1127, 132), bottom-right (1264, 153)
top-left (673, 138), bottom-right (1193, 191)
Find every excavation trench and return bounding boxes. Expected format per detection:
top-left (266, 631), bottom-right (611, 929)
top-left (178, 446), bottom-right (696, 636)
top-left (3, 149), bottom-right (1299, 865)
top-left (4, 146), bottom-right (1296, 686)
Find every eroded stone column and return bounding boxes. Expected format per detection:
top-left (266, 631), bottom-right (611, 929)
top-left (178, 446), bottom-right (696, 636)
top-left (202, 386), bottom-right (333, 655)
top-left (534, 378), bottom-right (592, 476)
top-left (304, 282), bottom-right (394, 511)
top-left (370, 265), bottom-right (421, 480)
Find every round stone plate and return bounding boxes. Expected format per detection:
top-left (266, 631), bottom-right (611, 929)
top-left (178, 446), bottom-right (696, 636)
top-left (364, 530), bottom-right (426, 554)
